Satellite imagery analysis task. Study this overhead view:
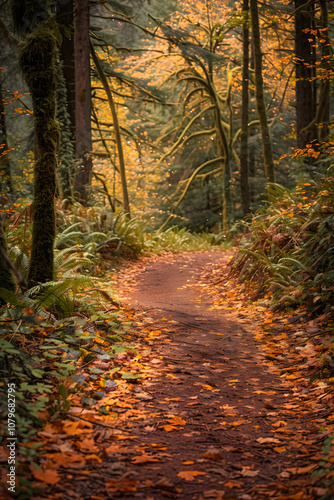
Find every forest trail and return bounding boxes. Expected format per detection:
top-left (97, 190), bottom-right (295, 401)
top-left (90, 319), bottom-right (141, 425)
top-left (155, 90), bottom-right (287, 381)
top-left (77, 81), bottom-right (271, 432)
top-left (117, 251), bottom-right (321, 500)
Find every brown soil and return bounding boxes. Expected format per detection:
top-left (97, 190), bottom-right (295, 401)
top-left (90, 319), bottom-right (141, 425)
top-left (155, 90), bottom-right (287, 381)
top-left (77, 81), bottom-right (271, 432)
top-left (116, 251), bottom-right (326, 500)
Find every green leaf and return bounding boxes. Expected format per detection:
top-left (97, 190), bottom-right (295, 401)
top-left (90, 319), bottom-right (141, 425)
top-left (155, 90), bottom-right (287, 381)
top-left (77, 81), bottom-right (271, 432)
top-left (88, 367), bottom-right (105, 374)
top-left (58, 383), bottom-right (67, 399)
top-left (121, 372), bottom-right (142, 380)
top-left (0, 288), bottom-right (18, 305)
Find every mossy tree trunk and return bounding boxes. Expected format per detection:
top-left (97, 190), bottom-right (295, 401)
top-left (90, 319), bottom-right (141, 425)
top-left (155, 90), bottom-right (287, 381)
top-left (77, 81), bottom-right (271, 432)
top-left (22, 27), bottom-right (59, 285)
top-left (250, 0), bottom-right (275, 183)
top-left (12, 1), bottom-right (60, 285)
top-left (0, 222), bottom-right (17, 301)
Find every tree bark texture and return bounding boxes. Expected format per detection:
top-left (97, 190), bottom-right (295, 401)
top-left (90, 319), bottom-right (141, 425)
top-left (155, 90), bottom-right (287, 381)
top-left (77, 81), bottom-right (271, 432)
top-left (294, 0), bottom-right (317, 148)
top-left (0, 84), bottom-right (13, 196)
top-left (18, 26), bottom-right (60, 285)
top-left (250, 0), bottom-right (275, 183)
top-left (73, 0), bottom-right (92, 205)
top-left (240, 0), bottom-right (251, 216)
top-left (56, 0), bottom-right (75, 142)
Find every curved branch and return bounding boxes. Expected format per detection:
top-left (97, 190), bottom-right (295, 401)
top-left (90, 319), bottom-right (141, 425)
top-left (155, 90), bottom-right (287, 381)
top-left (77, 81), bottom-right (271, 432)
top-left (90, 42), bottom-right (131, 216)
top-left (232, 119), bottom-right (260, 146)
top-left (156, 105), bottom-right (216, 167)
top-left (159, 156), bottom-right (224, 231)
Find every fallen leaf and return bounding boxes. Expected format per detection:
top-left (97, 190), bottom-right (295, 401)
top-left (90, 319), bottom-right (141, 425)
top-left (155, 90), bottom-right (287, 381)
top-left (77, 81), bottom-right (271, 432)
top-left (107, 478), bottom-right (138, 493)
top-left (31, 468), bottom-right (60, 485)
top-left (132, 454), bottom-right (159, 464)
top-left (75, 438), bottom-right (99, 453)
top-left (168, 416), bottom-right (186, 426)
top-left (272, 421), bottom-right (287, 427)
top-left (286, 464), bottom-right (316, 475)
top-left (160, 424), bottom-right (178, 432)
top-left (177, 471), bottom-right (206, 481)
top-left (240, 467), bottom-right (259, 477)
top-left (229, 421), bottom-right (245, 427)
top-left (201, 384), bottom-right (214, 391)
top-left (203, 490), bottom-right (224, 498)
top-left (274, 446), bottom-right (286, 454)
top-left (224, 481), bottom-right (242, 489)
top-left (273, 492), bottom-right (309, 500)
top-left (203, 447), bottom-right (224, 460)
top-left (183, 460), bottom-right (195, 465)
top-left (257, 437), bottom-right (281, 444)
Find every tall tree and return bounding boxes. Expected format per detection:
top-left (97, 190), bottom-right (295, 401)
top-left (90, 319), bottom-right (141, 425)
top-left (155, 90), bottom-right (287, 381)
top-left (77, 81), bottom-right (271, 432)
top-left (56, 0), bottom-right (75, 139)
top-left (91, 45), bottom-right (131, 216)
top-left (294, 0), bottom-right (317, 149)
top-left (56, 0), bottom-right (75, 200)
top-left (73, 0), bottom-right (92, 204)
top-left (315, 0), bottom-right (330, 142)
top-left (11, 0), bottom-right (60, 285)
top-left (250, 0), bottom-right (275, 183)
top-left (240, 0), bottom-right (251, 216)
top-left (0, 84), bottom-right (13, 196)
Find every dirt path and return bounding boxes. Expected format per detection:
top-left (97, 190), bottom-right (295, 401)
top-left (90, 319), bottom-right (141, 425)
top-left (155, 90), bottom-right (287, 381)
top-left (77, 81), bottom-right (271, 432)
top-left (117, 251), bottom-right (322, 500)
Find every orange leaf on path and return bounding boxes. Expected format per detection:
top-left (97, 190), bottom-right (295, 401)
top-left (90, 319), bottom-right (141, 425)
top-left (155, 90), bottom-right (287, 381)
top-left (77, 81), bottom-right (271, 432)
top-left (286, 464), bottom-right (316, 475)
top-left (31, 468), bottom-right (60, 485)
top-left (274, 446), bottom-right (286, 454)
top-left (168, 416), bottom-right (186, 426)
top-left (177, 471), bottom-right (206, 481)
top-left (132, 455), bottom-right (159, 464)
top-left (160, 424), bottom-right (178, 432)
top-left (257, 437), bottom-right (281, 444)
top-left (224, 481), bottom-right (242, 489)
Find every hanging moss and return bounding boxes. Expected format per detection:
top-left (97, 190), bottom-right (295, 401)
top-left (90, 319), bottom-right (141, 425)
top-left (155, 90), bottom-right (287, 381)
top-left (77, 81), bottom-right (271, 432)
top-left (18, 25), bottom-right (60, 285)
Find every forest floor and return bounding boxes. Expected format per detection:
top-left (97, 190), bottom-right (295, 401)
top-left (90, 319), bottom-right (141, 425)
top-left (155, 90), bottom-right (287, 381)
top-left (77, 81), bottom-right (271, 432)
top-left (15, 250), bottom-right (334, 500)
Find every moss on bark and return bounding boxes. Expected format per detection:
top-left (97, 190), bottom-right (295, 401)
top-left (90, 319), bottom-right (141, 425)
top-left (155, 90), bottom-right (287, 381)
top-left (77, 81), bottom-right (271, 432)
top-left (18, 25), bottom-right (60, 285)
top-left (0, 224), bottom-right (17, 304)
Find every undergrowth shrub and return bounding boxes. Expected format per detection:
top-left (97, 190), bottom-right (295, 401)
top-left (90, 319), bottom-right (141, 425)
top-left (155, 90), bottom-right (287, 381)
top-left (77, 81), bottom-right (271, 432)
top-left (231, 179), bottom-right (334, 318)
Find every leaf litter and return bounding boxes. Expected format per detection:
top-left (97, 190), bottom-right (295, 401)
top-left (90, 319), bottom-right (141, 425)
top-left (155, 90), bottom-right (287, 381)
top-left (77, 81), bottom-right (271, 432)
top-left (2, 251), bottom-right (334, 499)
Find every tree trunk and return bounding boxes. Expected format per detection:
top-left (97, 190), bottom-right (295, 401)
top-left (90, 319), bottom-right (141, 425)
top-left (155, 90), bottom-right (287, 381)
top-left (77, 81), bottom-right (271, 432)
top-left (240, 0), bottom-right (251, 216)
top-left (56, 0), bottom-right (75, 200)
top-left (73, 0), bottom-right (92, 205)
top-left (18, 26), bottom-right (60, 285)
top-left (56, 0), bottom-right (75, 141)
top-left (0, 222), bottom-right (17, 301)
top-left (250, 0), bottom-right (275, 183)
top-left (314, 0), bottom-right (330, 142)
top-left (91, 45), bottom-right (131, 216)
top-left (0, 84), bottom-right (13, 196)
top-left (295, 0), bottom-right (317, 148)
